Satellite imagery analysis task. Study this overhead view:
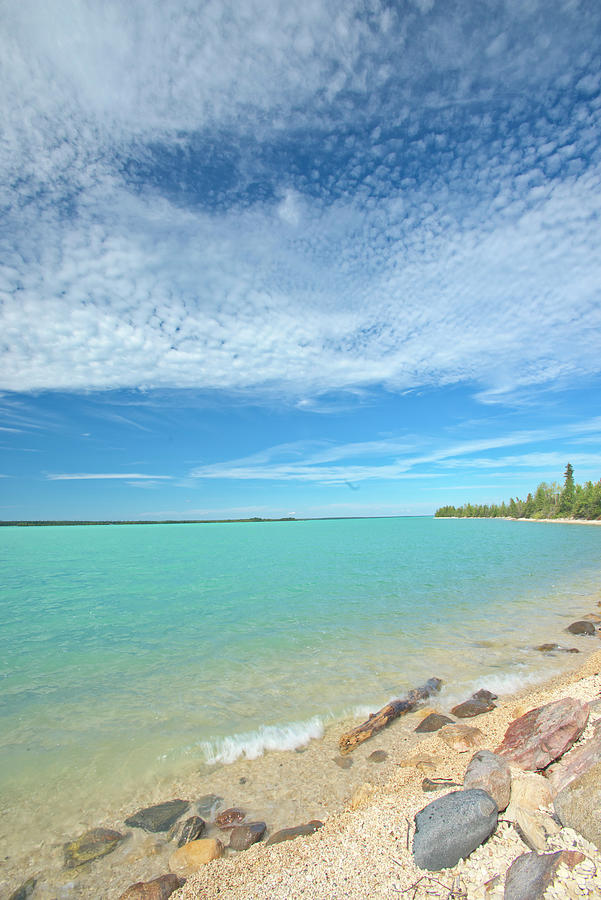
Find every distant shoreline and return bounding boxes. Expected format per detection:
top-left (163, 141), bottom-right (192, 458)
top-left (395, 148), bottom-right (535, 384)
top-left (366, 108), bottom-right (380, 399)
top-left (0, 515), bottom-right (426, 527)
top-left (438, 516), bottom-right (601, 526)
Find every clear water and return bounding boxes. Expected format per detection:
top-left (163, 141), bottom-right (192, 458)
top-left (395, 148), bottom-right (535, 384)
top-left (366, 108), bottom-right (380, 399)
top-left (1, 516), bottom-right (600, 891)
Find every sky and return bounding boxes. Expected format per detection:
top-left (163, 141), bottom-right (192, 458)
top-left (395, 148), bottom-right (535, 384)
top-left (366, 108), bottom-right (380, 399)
top-left (1, 0), bottom-right (601, 520)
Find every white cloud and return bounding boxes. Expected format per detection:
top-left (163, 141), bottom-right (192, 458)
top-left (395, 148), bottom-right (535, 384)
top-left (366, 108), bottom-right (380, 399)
top-left (1, 0), bottom-right (600, 404)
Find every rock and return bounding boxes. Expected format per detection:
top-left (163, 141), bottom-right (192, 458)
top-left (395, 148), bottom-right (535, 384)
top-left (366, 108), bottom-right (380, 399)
top-left (8, 877), bottom-right (37, 900)
top-left (412, 789), bottom-right (498, 871)
top-left (399, 748), bottom-right (442, 772)
top-left (64, 827), bottom-right (126, 868)
top-left (215, 807), bottom-right (245, 829)
top-left (463, 750), bottom-right (511, 811)
top-left (506, 773), bottom-right (553, 818)
top-left (438, 723), bottom-right (485, 752)
top-left (472, 689), bottom-right (498, 703)
top-left (168, 815), bottom-right (205, 847)
top-left (228, 821), bottom-right (266, 850)
top-left (368, 750), bottom-right (388, 763)
top-left (554, 759), bottom-right (601, 847)
top-left (504, 849), bottom-right (585, 899)
top-left (546, 719), bottom-right (601, 795)
top-left (422, 778), bottom-right (461, 793)
top-left (168, 838), bottom-right (223, 876)
top-left (196, 794), bottom-right (223, 818)
top-left (566, 620), bottom-right (596, 635)
top-left (415, 713), bottom-right (454, 733)
top-left (513, 807), bottom-right (561, 851)
top-left (495, 698), bottom-right (589, 770)
top-left (451, 697), bottom-right (496, 718)
top-left (118, 874), bottom-right (185, 900)
top-left (266, 821), bottom-right (323, 845)
top-left (535, 643), bottom-right (579, 653)
top-left (125, 800), bottom-right (190, 833)
top-left (333, 755), bottom-right (353, 769)
top-left (123, 835), bottom-right (165, 864)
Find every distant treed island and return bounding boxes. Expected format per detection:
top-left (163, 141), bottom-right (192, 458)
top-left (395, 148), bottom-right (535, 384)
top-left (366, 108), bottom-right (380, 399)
top-left (435, 464), bottom-right (601, 520)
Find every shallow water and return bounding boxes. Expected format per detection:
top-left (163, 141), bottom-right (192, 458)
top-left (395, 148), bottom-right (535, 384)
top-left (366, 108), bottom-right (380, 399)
top-left (1, 517), bottom-right (600, 897)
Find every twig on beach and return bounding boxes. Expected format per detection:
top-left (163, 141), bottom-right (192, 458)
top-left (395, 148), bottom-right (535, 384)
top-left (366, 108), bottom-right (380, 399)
top-left (394, 873), bottom-right (467, 899)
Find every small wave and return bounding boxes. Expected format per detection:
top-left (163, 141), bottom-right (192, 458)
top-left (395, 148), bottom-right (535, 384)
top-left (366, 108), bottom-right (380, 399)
top-left (200, 716), bottom-right (325, 765)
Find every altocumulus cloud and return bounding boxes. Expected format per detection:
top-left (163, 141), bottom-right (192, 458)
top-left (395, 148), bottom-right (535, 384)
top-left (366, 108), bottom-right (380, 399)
top-left (1, 0), bottom-right (601, 401)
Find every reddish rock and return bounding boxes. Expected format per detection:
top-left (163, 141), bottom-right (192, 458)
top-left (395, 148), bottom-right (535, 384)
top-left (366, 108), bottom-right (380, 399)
top-left (118, 874), bottom-right (185, 900)
top-left (547, 719), bottom-right (601, 794)
top-left (504, 850), bottom-right (585, 900)
top-left (266, 820), bottom-right (323, 845)
top-left (495, 698), bottom-right (589, 770)
top-left (463, 750), bottom-right (511, 811)
top-left (228, 821), bottom-right (266, 850)
top-left (215, 807), bottom-right (245, 829)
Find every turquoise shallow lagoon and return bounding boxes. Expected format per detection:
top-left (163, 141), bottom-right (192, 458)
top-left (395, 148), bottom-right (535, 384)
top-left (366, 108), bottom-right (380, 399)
top-left (1, 516), bottom-right (601, 885)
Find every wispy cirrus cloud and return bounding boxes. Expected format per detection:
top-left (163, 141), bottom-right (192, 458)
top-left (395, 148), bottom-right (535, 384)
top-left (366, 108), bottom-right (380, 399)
top-left (46, 472), bottom-right (171, 481)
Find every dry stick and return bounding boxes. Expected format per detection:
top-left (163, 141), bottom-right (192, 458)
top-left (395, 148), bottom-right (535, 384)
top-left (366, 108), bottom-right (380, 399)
top-left (338, 677), bottom-right (443, 753)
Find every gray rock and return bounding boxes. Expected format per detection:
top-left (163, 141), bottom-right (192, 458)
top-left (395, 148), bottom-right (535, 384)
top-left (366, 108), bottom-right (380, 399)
top-left (415, 713), bottom-right (454, 733)
top-left (412, 789), bottom-right (498, 871)
top-left (472, 689), bottom-right (498, 703)
top-left (266, 820), bottom-right (323, 845)
top-left (554, 759), bottom-right (601, 847)
top-left (168, 815), bottom-right (205, 847)
top-left (125, 800), bottom-right (190, 833)
top-left (64, 827), bottom-right (126, 867)
top-left (463, 750), bottom-right (511, 812)
top-left (451, 697), bottom-right (496, 718)
top-left (8, 877), bottom-right (37, 900)
top-left (228, 821), bottom-right (266, 850)
top-left (566, 620), bottom-right (596, 635)
top-left (504, 850), bottom-right (585, 899)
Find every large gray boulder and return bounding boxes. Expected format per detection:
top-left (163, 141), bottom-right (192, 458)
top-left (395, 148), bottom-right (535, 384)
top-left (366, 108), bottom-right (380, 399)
top-left (412, 789), bottom-right (498, 871)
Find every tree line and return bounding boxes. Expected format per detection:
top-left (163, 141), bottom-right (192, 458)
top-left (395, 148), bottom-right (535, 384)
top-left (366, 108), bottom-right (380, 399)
top-left (435, 464), bottom-right (601, 520)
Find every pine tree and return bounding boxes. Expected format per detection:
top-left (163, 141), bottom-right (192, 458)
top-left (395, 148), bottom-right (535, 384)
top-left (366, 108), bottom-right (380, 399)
top-left (559, 462), bottom-right (575, 516)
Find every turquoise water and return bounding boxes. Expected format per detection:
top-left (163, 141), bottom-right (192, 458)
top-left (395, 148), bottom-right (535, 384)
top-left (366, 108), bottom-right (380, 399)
top-left (1, 517), bottom-right (600, 813)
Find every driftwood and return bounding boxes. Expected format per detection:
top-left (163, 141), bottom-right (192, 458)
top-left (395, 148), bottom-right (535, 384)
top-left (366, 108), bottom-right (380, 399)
top-left (339, 677), bottom-right (443, 753)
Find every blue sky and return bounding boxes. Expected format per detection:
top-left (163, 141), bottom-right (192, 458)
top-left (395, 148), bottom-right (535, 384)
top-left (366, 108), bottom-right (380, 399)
top-left (1, 0), bottom-right (601, 520)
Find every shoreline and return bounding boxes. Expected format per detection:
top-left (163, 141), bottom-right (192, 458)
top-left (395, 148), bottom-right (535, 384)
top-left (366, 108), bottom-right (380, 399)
top-left (5, 609), bottom-right (601, 899)
top-left (178, 642), bottom-right (601, 900)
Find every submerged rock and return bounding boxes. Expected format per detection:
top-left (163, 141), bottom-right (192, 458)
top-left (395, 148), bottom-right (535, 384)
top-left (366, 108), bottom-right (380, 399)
top-left (412, 789), bottom-right (498, 871)
top-left (168, 815), bottom-right (205, 847)
top-left (415, 713), bottom-right (454, 733)
top-left (504, 850), bottom-right (585, 900)
top-left (215, 807), bottom-right (245, 829)
top-left (229, 821), bottom-right (266, 850)
top-left (64, 827), bottom-right (126, 868)
top-left (125, 800), bottom-right (190, 833)
top-left (566, 620), bottom-right (596, 635)
top-left (118, 874), bottom-right (185, 900)
top-left (535, 643), bottom-right (580, 653)
top-left (333, 755), bottom-right (353, 769)
top-left (495, 698), bottom-right (589, 770)
top-left (266, 820), bottom-right (323, 845)
top-left (368, 750), bottom-right (388, 763)
top-left (196, 794), bottom-right (223, 818)
top-left (463, 750), bottom-right (511, 811)
top-left (169, 838), bottom-right (223, 876)
top-left (8, 877), bottom-right (37, 900)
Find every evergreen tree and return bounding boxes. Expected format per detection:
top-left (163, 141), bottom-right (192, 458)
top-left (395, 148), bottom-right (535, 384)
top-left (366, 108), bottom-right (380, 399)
top-left (559, 462), bottom-right (576, 515)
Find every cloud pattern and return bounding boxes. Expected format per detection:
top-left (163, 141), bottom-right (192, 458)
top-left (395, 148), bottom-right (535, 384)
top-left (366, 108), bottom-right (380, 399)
top-left (2, 0), bottom-right (601, 401)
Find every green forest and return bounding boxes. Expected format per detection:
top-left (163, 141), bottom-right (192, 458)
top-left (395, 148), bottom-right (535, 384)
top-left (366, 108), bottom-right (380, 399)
top-left (435, 464), bottom-right (601, 520)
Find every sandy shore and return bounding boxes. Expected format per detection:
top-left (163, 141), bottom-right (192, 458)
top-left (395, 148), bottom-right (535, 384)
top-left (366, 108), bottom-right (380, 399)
top-left (176, 645), bottom-right (601, 900)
